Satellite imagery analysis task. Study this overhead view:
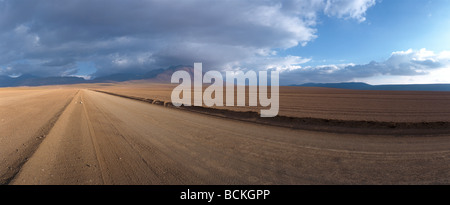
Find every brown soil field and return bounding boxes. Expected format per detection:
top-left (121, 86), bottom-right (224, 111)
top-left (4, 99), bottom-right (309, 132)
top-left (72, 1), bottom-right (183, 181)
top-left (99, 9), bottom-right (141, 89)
top-left (92, 82), bottom-right (450, 122)
top-left (1, 84), bottom-right (450, 185)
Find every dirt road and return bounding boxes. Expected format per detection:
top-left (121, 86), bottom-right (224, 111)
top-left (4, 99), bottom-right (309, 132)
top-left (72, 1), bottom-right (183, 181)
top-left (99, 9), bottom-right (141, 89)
top-left (0, 88), bottom-right (78, 184)
top-left (6, 89), bottom-right (450, 184)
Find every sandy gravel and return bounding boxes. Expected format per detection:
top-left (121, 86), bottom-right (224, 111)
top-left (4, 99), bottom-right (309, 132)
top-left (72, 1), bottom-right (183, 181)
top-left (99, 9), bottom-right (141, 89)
top-left (93, 83), bottom-right (450, 122)
top-left (5, 89), bottom-right (450, 185)
top-left (0, 88), bottom-right (78, 184)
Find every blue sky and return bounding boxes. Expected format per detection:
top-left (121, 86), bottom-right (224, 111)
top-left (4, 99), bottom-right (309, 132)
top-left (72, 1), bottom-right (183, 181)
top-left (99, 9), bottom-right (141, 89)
top-left (288, 0), bottom-right (450, 66)
top-left (0, 0), bottom-right (449, 85)
top-left (279, 0), bottom-right (450, 84)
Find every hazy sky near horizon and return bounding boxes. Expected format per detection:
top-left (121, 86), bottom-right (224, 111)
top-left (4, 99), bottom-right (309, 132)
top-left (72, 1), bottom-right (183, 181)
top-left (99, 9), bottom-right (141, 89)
top-left (0, 0), bottom-right (449, 84)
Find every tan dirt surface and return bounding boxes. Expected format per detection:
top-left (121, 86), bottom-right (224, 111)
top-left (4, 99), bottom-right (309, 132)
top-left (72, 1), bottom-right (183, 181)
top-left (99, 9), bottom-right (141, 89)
top-left (6, 89), bottom-right (450, 185)
top-left (0, 87), bottom-right (78, 184)
top-left (93, 83), bottom-right (450, 122)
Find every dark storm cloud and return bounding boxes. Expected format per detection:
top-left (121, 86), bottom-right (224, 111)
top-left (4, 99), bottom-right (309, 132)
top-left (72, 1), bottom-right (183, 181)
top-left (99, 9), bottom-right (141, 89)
top-left (0, 0), bottom-right (376, 78)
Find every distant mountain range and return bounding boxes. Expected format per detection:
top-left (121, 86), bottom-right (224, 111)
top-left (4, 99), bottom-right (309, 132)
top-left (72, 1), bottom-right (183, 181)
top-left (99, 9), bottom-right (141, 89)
top-left (0, 74), bottom-right (87, 87)
top-left (294, 82), bottom-right (450, 91)
top-left (0, 65), bottom-right (194, 87)
top-left (2, 68), bottom-right (450, 92)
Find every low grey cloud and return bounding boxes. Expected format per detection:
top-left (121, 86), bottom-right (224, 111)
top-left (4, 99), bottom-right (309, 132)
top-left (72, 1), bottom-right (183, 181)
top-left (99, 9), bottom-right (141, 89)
top-left (0, 0), bottom-right (376, 78)
top-left (280, 49), bottom-right (450, 85)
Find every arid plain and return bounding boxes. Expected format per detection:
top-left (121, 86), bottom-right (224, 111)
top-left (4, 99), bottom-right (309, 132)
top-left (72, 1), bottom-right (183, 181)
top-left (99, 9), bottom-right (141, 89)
top-left (1, 83), bottom-right (450, 184)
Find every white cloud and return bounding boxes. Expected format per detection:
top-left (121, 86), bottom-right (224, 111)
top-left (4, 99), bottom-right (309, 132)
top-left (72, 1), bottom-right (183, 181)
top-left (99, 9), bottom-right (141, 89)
top-left (69, 74), bottom-right (92, 80)
top-left (437, 50), bottom-right (450, 60)
top-left (324, 0), bottom-right (376, 22)
top-left (280, 48), bottom-right (450, 85)
top-left (264, 55), bottom-right (312, 72)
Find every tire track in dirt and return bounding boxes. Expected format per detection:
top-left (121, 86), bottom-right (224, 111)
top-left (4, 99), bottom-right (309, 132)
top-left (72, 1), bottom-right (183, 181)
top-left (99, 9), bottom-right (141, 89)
top-left (91, 89), bottom-right (450, 136)
top-left (9, 89), bottom-right (450, 184)
top-left (81, 90), bottom-right (450, 184)
top-left (2, 90), bottom-right (79, 185)
top-left (80, 92), bottom-right (108, 184)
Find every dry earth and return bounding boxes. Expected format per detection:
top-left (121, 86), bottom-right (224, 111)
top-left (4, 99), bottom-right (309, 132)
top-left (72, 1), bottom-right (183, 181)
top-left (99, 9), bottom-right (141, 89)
top-left (0, 86), bottom-right (449, 184)
top-left (93, 82), bottom-right (450, 122)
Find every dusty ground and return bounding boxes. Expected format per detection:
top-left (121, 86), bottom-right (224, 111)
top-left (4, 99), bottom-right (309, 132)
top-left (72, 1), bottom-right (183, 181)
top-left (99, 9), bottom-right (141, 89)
top-left (92, 82), bottom-right (450, 122)
top-left (0, 87), bottom-right (78, 184)
top-left (1, 86), bottom-right (449, 185)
